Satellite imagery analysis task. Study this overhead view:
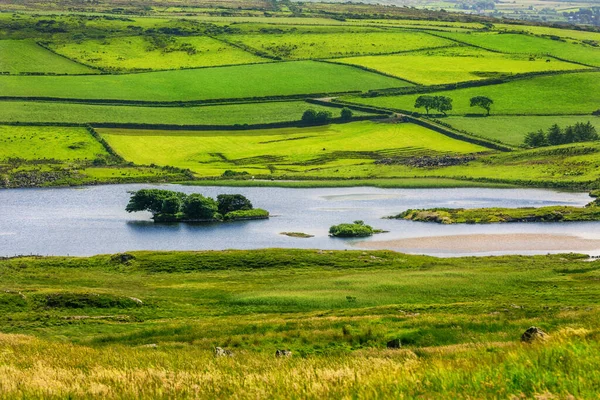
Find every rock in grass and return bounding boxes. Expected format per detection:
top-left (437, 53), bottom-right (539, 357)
top-left (386, 339), bottom-right (402, 349)
top-left (521, 326), bottom-right (549, 343)
top-left (214, 347), bottom-right (234, 357)
top-left (111, 253), bottom-right (136, 264)
top-left (275, 349), bottom-right (292, 357)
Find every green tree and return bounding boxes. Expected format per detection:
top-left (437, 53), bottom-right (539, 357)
top-left (414, 95), bottom-right (435, 115)
top-left (546, 124), bottom-right (564, 146)
top-left (573, 121), bottom-right (598, 142)
top-left (315, 110), bottom-right (332, 123)
top-left (125, 189), bottom-right (185, 214)
top-left (524, 130), bottom-right (547, 148)
top-left (182, 194), bottom-right (218, 220)
top-left (217, 194), bottom-right (253, 215)
top-left (434, 96), bottom-right (453, 116)
top-left (340, 107), bottom-right (353, 121)
top-left (469, 96), bottom-right (493, 116)
top-left (301, 109), bottom-right (317, 123)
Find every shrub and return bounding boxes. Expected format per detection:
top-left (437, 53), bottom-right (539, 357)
top-left (224, 208), bottom-right (269, 221)
top-left (329, 220), bottom-right (374, 237)
top-left (217, 194), bottom-right (253, 215)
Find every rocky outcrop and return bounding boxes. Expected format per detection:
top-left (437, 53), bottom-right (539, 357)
top-left (214, 347), bottom-right (234, 357)
top-left (521, 326), bottom-right (549, 343)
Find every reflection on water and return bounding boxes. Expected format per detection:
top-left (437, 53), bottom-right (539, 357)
top-left (1, 184), bottom-right (599, 257)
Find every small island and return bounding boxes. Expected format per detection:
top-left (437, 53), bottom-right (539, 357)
top-left (392, 195), bottom-right (600, 224)
top-left (126, 189), bottom-right (269, 222)
top-left (329, 221), bottom-right (381, 237)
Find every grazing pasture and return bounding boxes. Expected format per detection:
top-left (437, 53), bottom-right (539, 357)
top-left (0, 40), bottom-right (97, 75)
top-left (0, 125), bottom-right (107, 161)
top-left (48, 36), bottom-right (268, 71)
top-left (0, 61), bottom-right (409, 101)
top-left (334, 46), bottom-right (585, 85)
top-left (349, 72), bottom-right (600, 115)
top-left (99, 121), bottom-right (486, 176)
top-left (445, 115), bottom-right (600, 146)
top-left (0, 101), bottom-right (364, 125)
top-left (437, 32), bottom-right (600, 67)
top-left (226, 31), bottom-right (456, 59)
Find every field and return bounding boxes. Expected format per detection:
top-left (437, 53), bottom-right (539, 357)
top-left (334, 46), bottom-right (586, 85)
top-left (98, 121), bottom-right (487, 177)
top-left (0, 40), bottom-right (97, 75)
top-left (436, 32), bottom-right (600, 67)
top-left (0, 250), bottom-right (598, 397)
top-left (0, 101), bottom-right (365, 125)
top-left (0, 125), bottom-right (107, 161)
top-left (48, 36), bottom-right (268, 71)
top-left (445, 115), bottom-right (600, 146)
top-left (348, 72), bottom-right (600, 115)
top-left (0, 61), bottom-right (409, 101)
top-left (225, 31), bottom-right (456, 59)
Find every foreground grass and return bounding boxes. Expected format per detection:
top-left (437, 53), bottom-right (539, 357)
top-left (0, 249), bottom-right (598, 397)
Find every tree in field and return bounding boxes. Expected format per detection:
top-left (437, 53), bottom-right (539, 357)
top-left (414, 95), bottom-right (435, 115)
top-left (524, 130), bottom-right (547, 148)
top-left (183, 194), bottom-right (218, 219)
top-left (434, 96), bottom-right (453, 116)
top-left (302, 109), bottom-right (331, 124)
top-left (564, 125), bottom-right (576, 143)
top-left (301, 109), bottom-right (317, 123)
top-left (469, 96), bottom-right (493, 116)
top-left (574, 121), bottom-right (598, 142)
top-left (217, 194), bottom-right (253, 215)
top-left (315, 110), bottom-right (332, 123)
top-left (546, 124), bottom-right (564, 146)
top-left (340, 107), bottom-right (353, 121)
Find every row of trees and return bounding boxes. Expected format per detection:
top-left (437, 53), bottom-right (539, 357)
top-left (414, 95), bottom-right (493, 116)
top-left (524, 122), bottom-right (598, 148)
top-left (301, 108), bottom-right (353, 124)
top-left (126, 189), bottom-right (254, 220)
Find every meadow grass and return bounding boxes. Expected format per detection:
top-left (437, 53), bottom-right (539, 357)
top-left (225, 30), bottom-right (455, 59)
top-left (334, 46), bottom-right (586, 85)
top-left (348, 71), bottom-right (600, 115)
top-left (0, 250), bottom-right (598, 397)
top-left (445, 115), bottom-right (600, 146)
top-left (494, 23), bottom-right (600, 43)
top-left (0, 125), bottom-right (107, 161)
top-left (436, 31), bottom-right (600, 67)
top-left (0, 39), bottom-right (97, 75)
top-left (48, 36), bottom-right (268, 71)
top-left (0, 61), bottom-right (409, 101)
top-left (0, 100), bottom-right (365, 125)
top-left (98, 121), bottom-right (487, 177)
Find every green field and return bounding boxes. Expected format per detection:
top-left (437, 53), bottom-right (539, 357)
top-left (0, 250), bottom-right (598, 398)
top-left (99, 121), bottom-right (487, 177)
top-left (445, 115), bottom-right (600, 146)
top-left (0, 61), bottom-right (409, 101)
top-left (436, 32), bottom-right (600, 67)
top-left (334, 46), bottom-right (585, 85)
top-left (0, 101), bottom-right (366, 125)
top-left (348, 72), bottom-right (600, 115)
top-left (0, 125), bottom-right (107, 161)
top-left (226, 31), bottom-right (456, 59)
top-left (48, 36), bottom-right (268, 71)
top-left (0, 40), bottom-right (97, 75)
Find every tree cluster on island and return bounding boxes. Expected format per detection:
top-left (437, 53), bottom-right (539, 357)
top-left (524, 122), bottom-right (598, 148)
top-left (125, 189), bottom-right (269, 222)
top-left (414, 95), bottom-right (493, 116)
top-left (329, 220), bottom-right (375, 237)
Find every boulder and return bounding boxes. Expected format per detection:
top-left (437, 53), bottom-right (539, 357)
top-left (521, 326), bottom-right (549, 343)
top-left (112, 253), bottom-right (136, 264)
top-left (275, 349), bottom-right (292, 357)
top-left (214, 347), bottom-right (234, 357)
top-left (387, 339), bottom-right (402, 349)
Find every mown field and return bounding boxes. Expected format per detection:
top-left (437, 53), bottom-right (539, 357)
top-left (0, 40), bottom-right (97, 75)
top-left (0, 250), bottom-right (598, 398)
top-left (445, 115), bottom-right (600, 146)
top-left (48, 36), bottom-right (268, 71)
top-left (348, 72), bottom-right (600, 115)
top-left (334, 46), bottom-right (585, 85)
top-left (225, 30), bottom-right (456, 59)
top-left (0, 101), bottom-right (365, 125)
top-left (0, 61), bottom-right (409, 101)
top-left (436, 32), bottom-right (600, 67)
top-left (98, 121), bottom-right (487, 176)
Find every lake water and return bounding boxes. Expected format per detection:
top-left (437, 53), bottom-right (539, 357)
top-left (2, 184), bottom-right (600, 257)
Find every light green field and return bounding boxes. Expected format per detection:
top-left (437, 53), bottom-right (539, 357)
top-left (48, 36), bottom-right (268, 71)
top-left (226, 31), bottom-right (455, 59)
top-left (0, 40), bottom-right (97, 75)
top-left (445, 115), bottom-right (600, 146)
top-left (334, 46), bottom-right (585, 85)
top-left (0, 125), bottom-right (107, 161)
top-left (99, 121), bottom-right (486, 176)
top-left (0, 101), bottom-right (365, 125)
top-left (436, 32), bottom-right (600, 67)
top-left (494, 23), bottom-right (600, 43)
top-left (349, 72), bottom-right (600, 115)
top-left (0, 61), bottom-right (409, 101)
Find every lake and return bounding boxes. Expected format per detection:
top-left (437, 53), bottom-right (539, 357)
top-left (2, 184), bottom-right (600, 257)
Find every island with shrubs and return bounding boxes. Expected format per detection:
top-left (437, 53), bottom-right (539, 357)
top-left (329, 221), bottom-right (384, 237)
top-left (392, 192), bottom-right (600, 224)
top-left (125, 189), bottom-right (269, 222)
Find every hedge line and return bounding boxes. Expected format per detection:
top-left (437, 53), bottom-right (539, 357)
top-left (305, 98), bottom-right (390, 114)
top-left (85, 125), bottom-right (124, 162)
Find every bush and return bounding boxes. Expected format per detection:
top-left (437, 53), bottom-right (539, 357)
top-left (224, 208), bottom-right (269, 221)
top-left (217, 194), bottom-right (253, 215)
top-left (183, 194), bottom-right (218, 219)
top-left (329, 220), bottom-right (374, 237)
top-left (341, 108), bottom-right (353, 121)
